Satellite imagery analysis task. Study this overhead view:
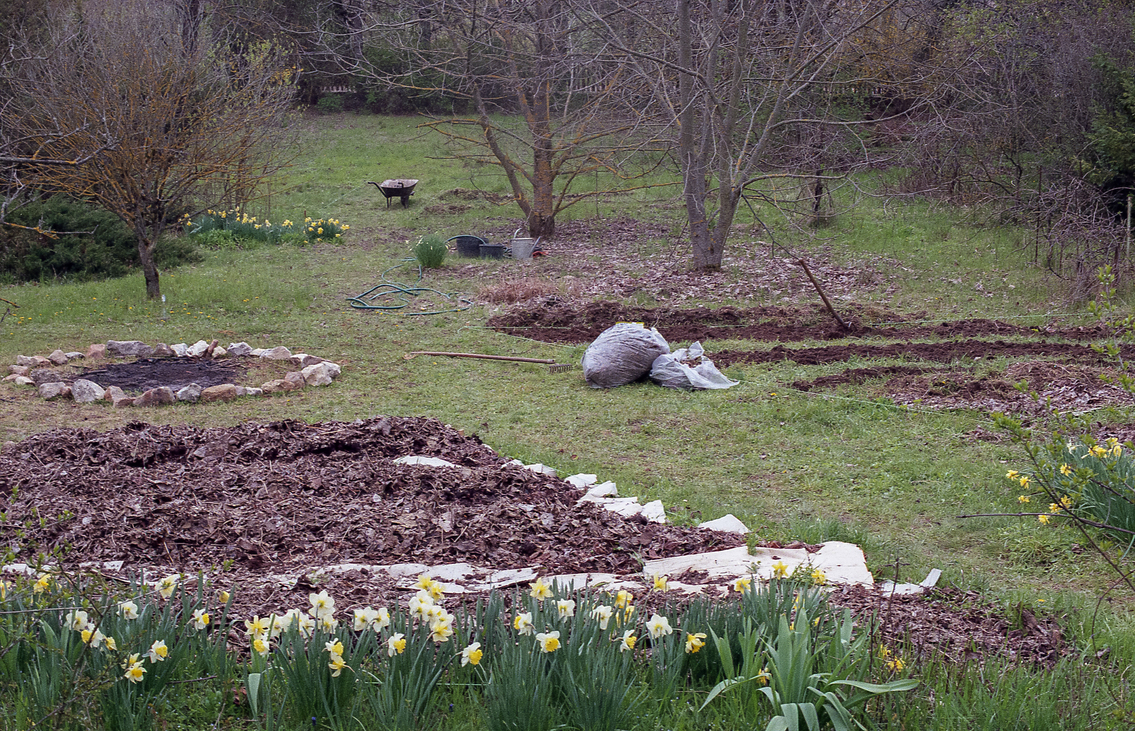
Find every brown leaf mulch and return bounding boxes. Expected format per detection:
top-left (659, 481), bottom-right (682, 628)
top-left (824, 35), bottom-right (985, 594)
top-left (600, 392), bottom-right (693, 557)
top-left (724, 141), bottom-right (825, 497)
top-left (0, 416), bottom-right (740, 597)
top-left (829, 585), bottom-right (1066, 666)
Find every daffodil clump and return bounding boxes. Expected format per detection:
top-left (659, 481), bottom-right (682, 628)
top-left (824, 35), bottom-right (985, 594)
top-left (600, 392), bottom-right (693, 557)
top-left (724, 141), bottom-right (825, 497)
top-left (1006, 436), bottom-right (1133, 533)
top-left (301, 215), bottom-right (349, 244)
top-left (182, 207), bottom-right (350, 247)
top-left (0, 568), bottom-right (911, 731)
top-left (0, 570), bottom-right (233, 729)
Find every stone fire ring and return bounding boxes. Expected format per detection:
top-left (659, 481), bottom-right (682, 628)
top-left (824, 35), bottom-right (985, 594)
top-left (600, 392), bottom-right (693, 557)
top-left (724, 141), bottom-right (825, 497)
top-left (2, 339), bottom-right (341, 408)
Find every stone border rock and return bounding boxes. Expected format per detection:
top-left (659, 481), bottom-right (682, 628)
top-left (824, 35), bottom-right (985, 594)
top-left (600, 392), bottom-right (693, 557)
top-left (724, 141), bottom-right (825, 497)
top-left (3, 339), bottom-right (342, 408)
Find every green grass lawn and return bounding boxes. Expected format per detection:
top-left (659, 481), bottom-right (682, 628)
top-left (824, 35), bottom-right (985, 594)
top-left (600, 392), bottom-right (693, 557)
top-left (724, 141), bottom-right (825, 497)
top-left (2, 111), bottom-right (1134, 729)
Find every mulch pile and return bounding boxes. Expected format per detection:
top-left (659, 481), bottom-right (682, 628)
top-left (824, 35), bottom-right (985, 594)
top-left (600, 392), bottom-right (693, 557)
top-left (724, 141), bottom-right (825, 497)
top-left (830, 585), bottom-right (1066, 666)
top-left (0, 415), bottom-right (740, 578)
top-left (0, 416), bottom-right (1070, 665)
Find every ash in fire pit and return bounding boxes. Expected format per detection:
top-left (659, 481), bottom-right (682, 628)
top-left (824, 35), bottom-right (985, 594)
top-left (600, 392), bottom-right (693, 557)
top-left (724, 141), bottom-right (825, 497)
top-left (75, 358), bottom-right (246, 394)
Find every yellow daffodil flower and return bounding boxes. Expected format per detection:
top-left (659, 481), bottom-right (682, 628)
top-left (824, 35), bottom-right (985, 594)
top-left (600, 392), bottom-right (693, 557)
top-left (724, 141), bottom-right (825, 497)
top-left (388, 633), bottom-right (406, 656)
top-left (328, 653), bottom-right (348, 677)
top-left (309, 590), bottom-right (336, 619)
top-left (772, 561), bottom-right (790, 579)
top-left (514, 612), bottom-right (534, 636)
top-left (619, 630), bottom-right (636, 652)
top-left (325, 639), bottom-right (344, 656)
top-left (536, 630), bottom-right (561, 653)
top-left (192, 608), bottom-right (210, 631)
top-left (615, 590), bottom-right (633, 609)
top-left (65, 609), bottom-right (90, 631)
top-left (810, 568), bottom-right (827, 586)
top-left (252, 636), bottom-right (270, 657)
top-left (156, 574), bottom-right (178, 600)
top-left (685, 632), bottom-right (707, 654)
top-left (529, 578), bottom-right (554, 601)
top-left (124, 661), bottom-right (146, 683)
top-left (353, 607), bottom-right (378, 632)
top-left (430, 619), bottom-right (454, 643)
top-left (652, 573), bottom-right (670, 592)
top-left (646, 613), bottom-right (673, 639)
top-left (592, 605), bottom-right (613, 630)
top-left (147, 640), bottom-right (168, 663)
top-left (461, 642), bottom-right (482, 666)
top-left (733, 576), bottom-right (752, 593)
top-left (409, 591), bottom-right (435, 620)
top-left (34, 573), bottom-right (52, 594)
top-left (245, 615), bottom-right (270, 638)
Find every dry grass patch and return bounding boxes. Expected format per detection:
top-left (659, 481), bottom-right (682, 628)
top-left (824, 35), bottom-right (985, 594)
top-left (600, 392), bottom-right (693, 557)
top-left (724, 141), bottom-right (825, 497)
top-left (478, 276), bottom-right (573, 304)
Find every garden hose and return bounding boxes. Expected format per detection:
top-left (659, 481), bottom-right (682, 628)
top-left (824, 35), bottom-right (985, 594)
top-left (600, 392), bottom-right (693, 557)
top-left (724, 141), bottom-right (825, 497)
top-left (347, 259), bottom-right (474, 316)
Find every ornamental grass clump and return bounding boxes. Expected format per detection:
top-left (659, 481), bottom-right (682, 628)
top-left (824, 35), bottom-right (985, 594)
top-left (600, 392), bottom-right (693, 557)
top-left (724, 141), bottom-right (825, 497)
top-left (412, 234), bottom-right (447, 269)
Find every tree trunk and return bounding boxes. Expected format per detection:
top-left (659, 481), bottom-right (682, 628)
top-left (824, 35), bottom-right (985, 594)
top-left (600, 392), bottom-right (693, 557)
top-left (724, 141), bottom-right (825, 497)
top-left (679, 0), bottom-right (720, 271)
top-left (137, 236), bottom-right (161, 299)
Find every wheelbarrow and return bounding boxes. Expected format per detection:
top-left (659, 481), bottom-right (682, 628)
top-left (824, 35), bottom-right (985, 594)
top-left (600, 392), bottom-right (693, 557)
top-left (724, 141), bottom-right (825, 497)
top-left (367, 178), bottom-right (418, 208)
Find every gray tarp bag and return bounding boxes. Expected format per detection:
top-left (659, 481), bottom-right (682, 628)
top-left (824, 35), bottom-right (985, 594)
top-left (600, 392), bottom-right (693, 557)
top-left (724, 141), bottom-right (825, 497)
top-left (649, 341), bottom-right (739, 390)
top-left (581, 323), bottom-right (671, 389)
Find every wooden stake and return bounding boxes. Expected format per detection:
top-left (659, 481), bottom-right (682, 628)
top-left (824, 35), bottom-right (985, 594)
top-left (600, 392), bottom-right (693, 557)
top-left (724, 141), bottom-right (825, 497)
top-left (795, 259), bottom-right (848, 331)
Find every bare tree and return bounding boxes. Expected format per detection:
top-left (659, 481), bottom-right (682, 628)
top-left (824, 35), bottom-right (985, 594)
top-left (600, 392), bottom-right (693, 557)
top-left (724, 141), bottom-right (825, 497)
top-left (315, 0), bottom-right (667, 239)
top-left (6, 0), bottom-right (296, 299)
top-left (578, 0), bottom-right (933, 270)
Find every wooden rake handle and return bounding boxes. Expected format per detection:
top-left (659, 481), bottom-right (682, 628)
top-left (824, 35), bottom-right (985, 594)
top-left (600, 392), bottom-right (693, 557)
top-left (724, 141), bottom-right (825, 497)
top-left (404, 350), bottom-right (556, 364)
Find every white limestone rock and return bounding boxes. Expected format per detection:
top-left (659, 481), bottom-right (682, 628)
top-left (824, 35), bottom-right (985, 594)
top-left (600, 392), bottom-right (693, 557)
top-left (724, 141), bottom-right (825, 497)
top-left (698, 514), bottom-right (750, 535)
top-left (393, 455), bottom-right (459, 469)
top-left (226, 342), bottom-right (253, 356)
top-left (564, 473), bottom-right (598, 488)
top-left (71, 379), bottom-right (106, 403)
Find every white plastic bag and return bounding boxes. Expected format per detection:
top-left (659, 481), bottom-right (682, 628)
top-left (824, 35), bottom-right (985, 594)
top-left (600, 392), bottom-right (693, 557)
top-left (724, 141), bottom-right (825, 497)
top-left (581, 323), bottom-right (671, 389)
top-left (649, 341), bottom-right (738, 390)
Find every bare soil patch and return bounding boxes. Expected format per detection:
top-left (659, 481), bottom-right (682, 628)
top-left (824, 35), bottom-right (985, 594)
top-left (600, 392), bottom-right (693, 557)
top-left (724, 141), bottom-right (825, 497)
top-left (488, 300), bottom-right (1134, 414)
top-left (37, 356), bottom-right (296, 394)
top-left (487, 299), bottom-right (1110, 346)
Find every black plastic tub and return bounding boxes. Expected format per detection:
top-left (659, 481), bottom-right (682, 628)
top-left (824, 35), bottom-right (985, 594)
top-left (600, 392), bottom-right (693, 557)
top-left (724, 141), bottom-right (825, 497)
top-left (449, 235), bottom-right (485, 258)
top-left (480, 243), bottom-right (508, 259)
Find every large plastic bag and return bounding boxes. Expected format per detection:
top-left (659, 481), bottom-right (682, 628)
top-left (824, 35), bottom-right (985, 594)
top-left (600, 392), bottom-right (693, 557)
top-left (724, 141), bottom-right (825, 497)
top-left (649, 341), bottom-right (739, 390)
top-left (581, 323), bottom-right (670, 389)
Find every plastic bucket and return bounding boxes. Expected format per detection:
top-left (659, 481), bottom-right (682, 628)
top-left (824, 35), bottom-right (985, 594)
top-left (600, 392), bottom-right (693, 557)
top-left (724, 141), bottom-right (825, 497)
top-left (511, 238), bottom-right (536, 259)
top-left (480, 243), bottom-right (508, 259)
top-left (452, 236), bottom-right (483, 258)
